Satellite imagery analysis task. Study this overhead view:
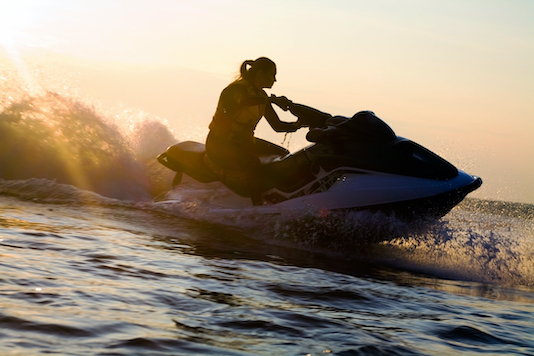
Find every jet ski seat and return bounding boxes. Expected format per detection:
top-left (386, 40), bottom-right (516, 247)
top-left (157, 141), bottom-right (218, 183)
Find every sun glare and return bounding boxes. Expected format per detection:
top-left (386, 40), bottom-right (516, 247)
top-left (0, 1), bottom-right (47, 95)
top-left (0, 1), bottom-right (38, 50)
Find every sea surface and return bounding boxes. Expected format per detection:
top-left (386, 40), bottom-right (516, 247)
top-left (1, 68), bottom-right (534, 355)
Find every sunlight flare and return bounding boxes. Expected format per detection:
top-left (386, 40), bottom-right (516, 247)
top-left (0, 1), bottom-right (46, 95)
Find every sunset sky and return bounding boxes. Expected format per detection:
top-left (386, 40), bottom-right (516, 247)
top-left (1, 0), bottom-right (533, 204)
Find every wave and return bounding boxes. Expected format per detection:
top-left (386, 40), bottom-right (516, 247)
top-left (375, 203), bottom-right (534, 287)
top-left (0, 87), bottom-right (177, 201)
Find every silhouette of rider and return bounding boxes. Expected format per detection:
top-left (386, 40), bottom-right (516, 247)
top-left (206, 57), bottom-right (301, 205)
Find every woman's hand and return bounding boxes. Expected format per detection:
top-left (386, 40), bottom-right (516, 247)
top-left (293, 120), bottom-right (305, 130)
top-left (270, 95), bottom-right (293, 111)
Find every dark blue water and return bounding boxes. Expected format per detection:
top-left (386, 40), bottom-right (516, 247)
top-left (1, 67), bottom-right (533, 355)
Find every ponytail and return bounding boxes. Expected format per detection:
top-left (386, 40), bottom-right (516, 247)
top-left (240, 60), bottom-right (255, 81)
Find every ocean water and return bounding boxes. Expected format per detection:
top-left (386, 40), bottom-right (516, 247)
top-left (1, 69), bottom-right (534, 356)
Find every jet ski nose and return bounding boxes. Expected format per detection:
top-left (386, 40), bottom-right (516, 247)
top-left (470, 176), bottom-right (483, 192)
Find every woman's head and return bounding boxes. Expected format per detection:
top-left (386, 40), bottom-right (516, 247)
top-left (240, 57), bottom-right (277, 89)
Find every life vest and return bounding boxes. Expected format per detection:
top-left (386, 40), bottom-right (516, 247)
top-left (208, 79), bottom-right (267, 143)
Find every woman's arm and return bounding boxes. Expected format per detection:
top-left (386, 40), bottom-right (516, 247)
top-left (264, 100), bottom-right (301, 132)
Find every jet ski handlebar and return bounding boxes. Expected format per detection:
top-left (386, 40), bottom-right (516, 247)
top-left (270, 96), bottom-right (398, 144)
top-left (270, 95), bottom-right (331, 129)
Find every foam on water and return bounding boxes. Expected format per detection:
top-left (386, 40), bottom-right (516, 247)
top-left (375, 204), bottom-right (534, 287)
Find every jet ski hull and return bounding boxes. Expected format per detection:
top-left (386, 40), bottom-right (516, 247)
top-left (270, 169), bottom-right (482, 219)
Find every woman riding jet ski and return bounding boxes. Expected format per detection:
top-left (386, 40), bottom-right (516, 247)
top-left (205, 57), bottom-right (304, 205)
top-left (157, 58), bottom-right (482, 220)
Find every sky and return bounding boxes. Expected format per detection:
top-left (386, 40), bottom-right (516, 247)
top-left (0, 0), bottom-right (533, 204)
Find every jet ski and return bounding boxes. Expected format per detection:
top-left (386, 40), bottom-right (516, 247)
top-left (157, 102), bottom-right (482, 220)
